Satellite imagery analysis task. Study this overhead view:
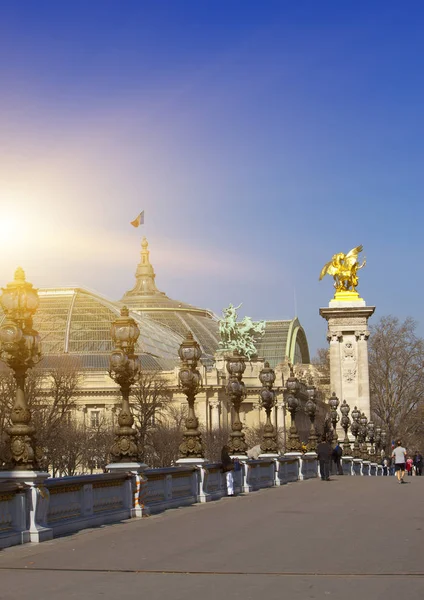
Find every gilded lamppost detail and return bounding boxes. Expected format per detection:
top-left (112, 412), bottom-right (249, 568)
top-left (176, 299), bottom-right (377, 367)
top-left (178, 332), bottom-right (204, 459)
top-left (0, 268), bottom-right (41, 470)
top-left (284, 367), bottom-right (302, 453)
top-left (109, 307), bottom-right (141, 463)
top-left (304, 384), bottom-right (318, 452)
top-left (350, 406), bottom-right (361, 459)
top-left (259, 362), bottom-right (278, 454)
top-left (339, 399), bottom-right (352, 456)
top-left (226, 351), bottom-right (247, 455)
top-left (329, 392), bottom-right (340, 445)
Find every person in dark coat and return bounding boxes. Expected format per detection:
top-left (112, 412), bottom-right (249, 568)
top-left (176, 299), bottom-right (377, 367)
top-left (413, 452), bottom-right (423, 476)
top-left (317, 435), bottom-right (332, 481)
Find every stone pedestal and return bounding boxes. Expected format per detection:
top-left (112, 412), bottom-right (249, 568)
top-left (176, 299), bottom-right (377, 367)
top-left (1, 470), bottom-right (52, 542)
top-left (176, 457), bottom-right (207, 465)
top-left (106, 462), bottom-right (147, 517)
top-left (320, 300), bottom-right (375, 419)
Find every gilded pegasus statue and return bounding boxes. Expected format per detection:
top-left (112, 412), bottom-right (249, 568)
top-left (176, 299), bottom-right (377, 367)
top-left (319, 245), bottom-right (366, 293)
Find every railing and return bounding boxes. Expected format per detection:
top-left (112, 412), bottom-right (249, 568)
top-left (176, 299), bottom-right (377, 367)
top-left (0, 455), bottom-right (386, 550)
top-left (0, 482), bottom-right (27, 549)
top-left (43, 473), bottom-right (133, 537)
top-left (144, 467), bottom-right (198, 514)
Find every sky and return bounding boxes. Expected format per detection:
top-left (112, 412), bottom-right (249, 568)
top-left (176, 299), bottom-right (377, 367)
top-left (0, 1), bottom-right (423, 356)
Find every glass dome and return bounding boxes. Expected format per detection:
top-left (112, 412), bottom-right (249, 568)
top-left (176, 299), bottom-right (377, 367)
top-left (0, 287), bottom-right (183, 371)
top-left (121, 237), bottom-right (220, 359)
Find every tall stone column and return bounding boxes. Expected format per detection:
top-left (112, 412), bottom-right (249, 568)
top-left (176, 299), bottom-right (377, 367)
top-left (320, 300), bottom-right (375, 419)
top-left (209, 399), bottom-right (221, 430)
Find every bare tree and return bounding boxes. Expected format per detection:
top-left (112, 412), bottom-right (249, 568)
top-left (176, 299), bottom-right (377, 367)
top-left (146, 423), bottom-right (184, 467)
top-left (83, 413), bottom-right (115, 473)
top-left (29, 363), bottom-right (82, 472)
top-left (130, 370), bottom-right (172, 461)
top-left (369, 316), bottom-right (424, 448)
top-left (202, 427), bottom-right (230, 462)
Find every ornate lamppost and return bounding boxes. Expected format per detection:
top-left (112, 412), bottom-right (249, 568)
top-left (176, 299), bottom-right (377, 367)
top-left (359, 412), bottom-right (369, 460)
top-left (108, 307), bottom-right (141, 463)
top-left (367, 421), bottom-right (375, 460)
top-left (226, 351), bottom-right (247, 455)
top-left (304, 384), bottom-right (318, 452)
top-left (350, 406), bottom-right (361, 459)
top-left (0, 268), bottom-right (41, 471)
top-left (284, 367), bottom-right (302, 453)
top-left (340, 399), bottom-right (352, 455)
top-left (374, 426), bottom-right (382, 457)
top-left (329, 392), bottom-right (340, 445)
top-left (259, 361), bottom-right (278, 455)
top-left (178, 332), bottom-right (204, 460)
top-left (381, 429), bottom-right (387, 456)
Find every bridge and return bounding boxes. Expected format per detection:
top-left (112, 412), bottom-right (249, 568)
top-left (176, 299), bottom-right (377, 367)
top-left (1, 474), bottom-right (423, 600)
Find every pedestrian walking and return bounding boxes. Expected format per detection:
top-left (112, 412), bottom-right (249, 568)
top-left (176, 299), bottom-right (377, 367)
top-left (382, 456), bottom-right (389, 476)
top-left (221, 445), bottom-right (235, 496)
top-left (332, 442), bottom-right (343, 475)
top-left (317, 435), bottom-right (332, 481)
top-left (391, 440), bottom-right (407, 484)
top-left (406, 456), bottom-right (414, 476)
top-left (413, 452), bottom-right (423, 476)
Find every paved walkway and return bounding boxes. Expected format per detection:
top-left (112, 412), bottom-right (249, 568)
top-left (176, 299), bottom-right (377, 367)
top-left (1, 476), bottom-right (424, 599)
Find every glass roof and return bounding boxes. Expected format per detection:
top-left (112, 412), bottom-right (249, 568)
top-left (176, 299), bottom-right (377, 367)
top-left (142, 311), bottom-right (220, 359)
top-left (0, 287), bottom-right (183, 367)
top-left (256, 319), bottom-right (310, 367)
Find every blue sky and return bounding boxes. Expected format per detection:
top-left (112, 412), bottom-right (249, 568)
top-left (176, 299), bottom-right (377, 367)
top-left (0, 1), bottom-right (423, 355)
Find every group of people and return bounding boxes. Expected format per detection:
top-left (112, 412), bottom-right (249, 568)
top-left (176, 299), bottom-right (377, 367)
top-left (317, 437), bottom-right (424, 483)
top-left (222, 440), bottom-right (423, 492)
top-left (316, 436), bottom-right (344, 480)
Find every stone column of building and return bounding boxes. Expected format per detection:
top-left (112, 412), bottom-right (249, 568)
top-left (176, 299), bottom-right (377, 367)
top-left (209, 399), bottom-right (221, 430)
top-left (320, 300), bottom-right (375, 420)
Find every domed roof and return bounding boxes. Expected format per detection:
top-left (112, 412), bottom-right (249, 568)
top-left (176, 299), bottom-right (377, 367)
top-left (0, 286), bottom-right (183, 371)
top-left (255, 318), bottom-right (310, 368)
top-left (121, 237), bottom-right (220, 358)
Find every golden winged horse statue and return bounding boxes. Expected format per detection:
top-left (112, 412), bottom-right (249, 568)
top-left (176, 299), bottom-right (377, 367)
top-left (319, 245), bottom-right (366, 293)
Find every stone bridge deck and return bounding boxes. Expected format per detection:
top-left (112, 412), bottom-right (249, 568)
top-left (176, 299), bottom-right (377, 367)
top-left (1, 476), bottom-right (423, 599)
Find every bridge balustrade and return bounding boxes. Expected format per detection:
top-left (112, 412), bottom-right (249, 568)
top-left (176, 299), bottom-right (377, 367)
top-left (0, 455), bottom-right (383, 550)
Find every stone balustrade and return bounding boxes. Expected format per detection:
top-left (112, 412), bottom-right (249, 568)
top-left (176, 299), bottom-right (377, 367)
top-left (144, 467), bottom-right (198, 514)
top-left (0, 455), bottom-right (387, 550)
top-left (0, 482), bottom-right (28, 548)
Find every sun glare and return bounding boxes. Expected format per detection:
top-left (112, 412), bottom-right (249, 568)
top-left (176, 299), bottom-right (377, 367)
top-left (0, 212), bottom-right (22, 243)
